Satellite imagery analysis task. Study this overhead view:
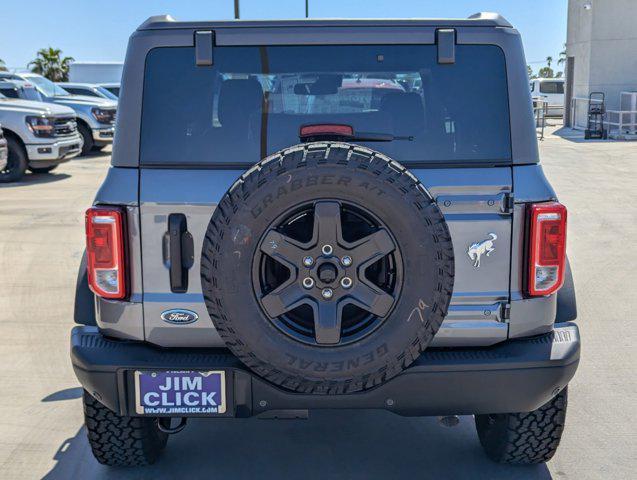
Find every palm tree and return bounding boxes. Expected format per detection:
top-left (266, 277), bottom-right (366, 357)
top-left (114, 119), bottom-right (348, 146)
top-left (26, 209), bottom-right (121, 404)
top-left (546, 56), bottom-right (553, 69)
top-left (558, 44), bottom-right (567, 66)
top-left (28, 48), bottom-right (74, 82)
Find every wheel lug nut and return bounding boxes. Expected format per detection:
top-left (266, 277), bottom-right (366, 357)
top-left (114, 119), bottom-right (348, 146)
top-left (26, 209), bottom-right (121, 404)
top-left (340, 277), bottom-right (353, 289)
top-left (302, 277), bottom-right (315, 289)
top-left (321, 244), bottom-right (333, 256)
top-left (341, 255), bottom-right (352, 267)
top-left (321, 288), bottom-right (333, 300)
top-left (302, 256), bottom-right (314, 267)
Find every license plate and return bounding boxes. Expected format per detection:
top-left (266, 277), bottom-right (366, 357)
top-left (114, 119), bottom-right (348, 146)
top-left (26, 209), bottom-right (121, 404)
top-left (134, 370), bottom-right (227, 415)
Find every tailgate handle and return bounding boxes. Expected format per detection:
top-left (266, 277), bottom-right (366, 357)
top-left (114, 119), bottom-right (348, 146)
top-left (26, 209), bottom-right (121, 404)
top-left (166, 214), bottom-right (194, 293)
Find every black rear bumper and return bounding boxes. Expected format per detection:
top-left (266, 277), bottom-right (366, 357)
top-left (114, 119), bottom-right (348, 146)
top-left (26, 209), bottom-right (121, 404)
top-left (71, 323), bottom-right (580, 418)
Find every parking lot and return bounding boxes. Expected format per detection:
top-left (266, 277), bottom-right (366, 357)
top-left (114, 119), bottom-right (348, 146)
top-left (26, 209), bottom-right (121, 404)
top-left (0, 127), bottom-right (635, 479)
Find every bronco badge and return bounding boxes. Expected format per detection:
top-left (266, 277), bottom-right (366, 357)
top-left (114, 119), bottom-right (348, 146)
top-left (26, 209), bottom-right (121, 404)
top-left (467, 233), bottom-right (497, 268)
top-left (161, 309), bottom-right (199, 325)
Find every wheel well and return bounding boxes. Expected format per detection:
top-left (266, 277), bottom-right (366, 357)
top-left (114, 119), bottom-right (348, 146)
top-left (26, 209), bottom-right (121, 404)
top-left (2, 128), bottom-right (27, 154)
top-left (76, 118), bottom-right (91, 132)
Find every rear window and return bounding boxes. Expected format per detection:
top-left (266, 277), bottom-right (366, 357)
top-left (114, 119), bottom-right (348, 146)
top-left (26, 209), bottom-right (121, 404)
top-left (539, 81), bottom-right (564, 94)
top-left (140, 45), bottom-right (511, 166)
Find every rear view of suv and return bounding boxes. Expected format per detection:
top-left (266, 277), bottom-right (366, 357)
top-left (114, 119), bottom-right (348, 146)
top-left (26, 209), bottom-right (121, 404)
top-left (72, 13), bottom-right (579, 467)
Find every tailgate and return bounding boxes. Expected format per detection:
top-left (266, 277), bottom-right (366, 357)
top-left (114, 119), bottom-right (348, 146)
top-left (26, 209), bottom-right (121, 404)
top-left (139, 166), bottom-right (512, 347)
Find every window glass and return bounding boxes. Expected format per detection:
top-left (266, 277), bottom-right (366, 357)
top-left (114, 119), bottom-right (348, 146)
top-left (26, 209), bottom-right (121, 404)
top-left (539, 81), bottom-right (564, 94)
top-left (0, 87), bottom-right (19, 98)
top-left (66, 87), bottom-right (94, 97)
top-left (23, 75), bottom-right (70, 97)
top-left (141, 45), bottom-right (511, 165)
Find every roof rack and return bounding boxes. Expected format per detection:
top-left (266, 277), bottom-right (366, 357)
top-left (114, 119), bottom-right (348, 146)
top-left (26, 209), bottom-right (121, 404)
top-left (137, 13), bottom-right (513, 31)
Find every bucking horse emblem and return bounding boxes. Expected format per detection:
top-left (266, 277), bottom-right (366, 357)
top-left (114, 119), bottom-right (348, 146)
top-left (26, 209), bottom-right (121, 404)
top-left (467, 233), bottom-right (497, 268)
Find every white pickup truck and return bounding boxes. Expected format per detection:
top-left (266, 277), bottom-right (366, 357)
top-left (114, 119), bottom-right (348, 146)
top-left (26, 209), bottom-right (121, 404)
top-left (0, 91), bottom-right (82, 182)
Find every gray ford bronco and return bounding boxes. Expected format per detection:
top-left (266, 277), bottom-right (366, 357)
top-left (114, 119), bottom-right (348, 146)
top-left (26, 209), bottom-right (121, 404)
top-left (71, 13), bottom-right (580, 467)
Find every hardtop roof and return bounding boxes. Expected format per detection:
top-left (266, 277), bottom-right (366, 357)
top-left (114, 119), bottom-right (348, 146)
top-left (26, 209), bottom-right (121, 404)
top-left (137, 12), bottom-right (513, 31)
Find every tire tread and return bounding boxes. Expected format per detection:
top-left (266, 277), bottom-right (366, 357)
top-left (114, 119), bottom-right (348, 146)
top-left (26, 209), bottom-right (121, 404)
top-left (83, 391), bottom-right (167, 466)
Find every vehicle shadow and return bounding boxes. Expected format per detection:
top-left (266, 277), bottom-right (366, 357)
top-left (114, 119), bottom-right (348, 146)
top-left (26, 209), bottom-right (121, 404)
top-left (42, 411), bottom-right (552, 480)
top-left (551, 126), bottom-right (611, 144)
top-left (42, 387), bottom-right (83, 402)
top-left (0, 172), bottom-right (71, 188)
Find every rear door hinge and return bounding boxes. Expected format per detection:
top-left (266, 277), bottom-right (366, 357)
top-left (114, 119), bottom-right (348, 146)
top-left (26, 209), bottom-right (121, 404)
top-left (501, 303), bottom-right (511, 323)
top-left (195, 30), bottom-right (215, 66)
top-left (503, 193), bottom-right (515, 214)
top-left (436, 29), bottom-right (456, 64)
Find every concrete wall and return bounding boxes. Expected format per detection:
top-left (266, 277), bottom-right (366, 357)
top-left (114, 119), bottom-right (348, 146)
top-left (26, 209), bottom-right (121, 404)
top-left (566, 0), bottom-right (637, 128)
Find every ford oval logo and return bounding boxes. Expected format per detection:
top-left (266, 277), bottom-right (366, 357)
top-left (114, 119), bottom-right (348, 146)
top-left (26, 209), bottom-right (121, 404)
top-left (161, 309), bottom-right (199, 325)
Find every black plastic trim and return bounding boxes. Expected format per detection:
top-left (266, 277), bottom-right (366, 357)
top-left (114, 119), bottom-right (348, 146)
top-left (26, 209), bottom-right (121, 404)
top-left (72, 323), bottom-right (580, 418)
top-left (436, 29), bottom-right (456, 64)
top-left (194, 30), bottom-right (214, 66)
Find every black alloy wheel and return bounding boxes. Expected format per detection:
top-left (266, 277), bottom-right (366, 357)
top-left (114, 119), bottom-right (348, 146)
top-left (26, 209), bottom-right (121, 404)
top-left (254, 200), bottom-right (403, 346)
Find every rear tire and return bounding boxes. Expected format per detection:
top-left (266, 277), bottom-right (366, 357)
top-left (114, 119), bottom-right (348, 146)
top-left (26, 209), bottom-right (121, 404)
top-left (0, 137), bottom-right (28, 183)
top-left (475, 388), bottom-right (568, 464)
top-left (78, 123), bottom-right (94, 155)
top-left (28, 164), bottom-right (58, 174)
top-left (83, 391), bottom-right (168, 466)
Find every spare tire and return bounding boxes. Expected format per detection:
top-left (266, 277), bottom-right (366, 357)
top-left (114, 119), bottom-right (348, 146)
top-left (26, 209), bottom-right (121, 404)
top-left (201, 143), bottom-right (454, 394)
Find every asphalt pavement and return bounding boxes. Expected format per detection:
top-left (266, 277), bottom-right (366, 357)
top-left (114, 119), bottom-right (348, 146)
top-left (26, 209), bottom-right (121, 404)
top-left (0, 127), bottom-right (635, 479)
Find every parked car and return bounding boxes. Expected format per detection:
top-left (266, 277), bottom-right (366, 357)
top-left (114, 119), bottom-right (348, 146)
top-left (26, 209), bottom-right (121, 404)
top-left (0, 92), bottom-right (82, 182)
top-left (0, 126), bottom-right (8, 173)
top-left (0, 72), bottom-right (117, 155)
top-left (530, 78), bottom-right (565, 117)
top-left (98, 83), bottom-right (120, 97)
top-left (56, 82), bottom-right (118, 101)
top-left (72, 13), bottom-right (579, 467)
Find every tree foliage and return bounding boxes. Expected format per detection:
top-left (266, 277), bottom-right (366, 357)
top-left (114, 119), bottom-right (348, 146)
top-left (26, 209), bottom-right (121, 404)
top-left (28, 48), bottom-right (74, 81)
top-left (558, 44), bottom-right (567, 66)
top-left (0, 58), bottom-right (7, 72)
top-left (538, 66), bottom-right (555, 78)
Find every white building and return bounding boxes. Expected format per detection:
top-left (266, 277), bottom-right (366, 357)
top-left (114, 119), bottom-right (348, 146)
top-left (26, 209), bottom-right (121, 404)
top-left (68, 62), bottom-right (124, 84)
top-left (564, 0), bottom-right (637, 130)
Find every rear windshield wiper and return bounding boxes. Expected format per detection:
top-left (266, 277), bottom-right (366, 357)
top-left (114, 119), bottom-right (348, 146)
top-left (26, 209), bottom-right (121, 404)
top-left (299, 124), bottom-right (414, 143)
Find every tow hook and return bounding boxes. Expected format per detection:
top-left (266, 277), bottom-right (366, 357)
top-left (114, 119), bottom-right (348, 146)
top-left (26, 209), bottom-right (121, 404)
top-left (156, 417), bottom-right (188, 434)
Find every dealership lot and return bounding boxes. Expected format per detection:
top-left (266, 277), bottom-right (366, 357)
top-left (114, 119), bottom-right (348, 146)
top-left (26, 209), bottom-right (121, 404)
top-left (0, 129), bottom-right (635, 479)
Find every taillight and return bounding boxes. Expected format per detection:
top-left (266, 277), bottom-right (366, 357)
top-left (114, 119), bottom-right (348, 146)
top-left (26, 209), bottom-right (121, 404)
top-left (527, 202), bottom-right (567, 296)
top-left (85, 206), bottom-right (127, 299)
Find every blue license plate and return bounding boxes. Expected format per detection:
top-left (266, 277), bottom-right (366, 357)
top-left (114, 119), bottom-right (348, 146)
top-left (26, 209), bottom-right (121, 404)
top-left (134, 370), bottom-right (227, 415)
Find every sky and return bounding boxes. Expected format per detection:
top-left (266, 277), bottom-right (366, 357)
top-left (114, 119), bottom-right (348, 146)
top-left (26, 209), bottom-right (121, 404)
top-left (0, 0), bottom-right (567, 75)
